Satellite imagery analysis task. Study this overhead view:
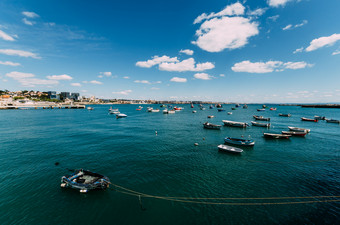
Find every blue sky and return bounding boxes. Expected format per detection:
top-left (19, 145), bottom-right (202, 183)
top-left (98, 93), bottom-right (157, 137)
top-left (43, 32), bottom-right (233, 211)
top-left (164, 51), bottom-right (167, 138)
top-left (0, 0), bottom-right (339, 103)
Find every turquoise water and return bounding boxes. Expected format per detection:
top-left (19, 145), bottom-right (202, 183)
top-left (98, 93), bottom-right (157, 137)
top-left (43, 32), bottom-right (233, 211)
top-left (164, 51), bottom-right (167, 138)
top-left (0, 104), bottom-right (339, 224)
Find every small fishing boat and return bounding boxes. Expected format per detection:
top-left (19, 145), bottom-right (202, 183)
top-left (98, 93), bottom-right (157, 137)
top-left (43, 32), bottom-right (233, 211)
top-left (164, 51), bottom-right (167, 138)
top-left (314, 115), bottom-right (326, 120)
top-left (216, 104), bottom-right (222, 108)
top-left (109, 110), bottom-right (120, 114)
top-left (224, 137), bottom-right (255, 146)
top-left (282, 131), bottom-right (307, 137)
top-left (192, 110), bottom-right (197, 113)
top-left (218, 144), bottom-right (243, 154)
top-left (326, 119), bottom-right (340, 123)
top-left (279, 113), bottom-right (291, 117)
top-left (160, 104), bottom-right (166, 108)
top-left (191, 104), bottom-right (194, 108)
top-left (147, 107), bottom-right (153, 112)
top-left (227, 112), bottom-right (232, 115)
top-left (174, 107), bottom-right (183, 111)
top-left (257, 108), bottom-right (265, 111)
top-left (163, 109), bottom-right (168, 114)
top-left (167, 110), bottom-right (175, 114)
top-left (235, 104), bottom-right (240, 108)
top-left (87, 107), bottom-right (94, 110)
top-left (61, 169), bottom-right (110, 193)
top-left (243, 104), bottom-right (248, 109)
top-left (270, 107), bottom-right (277, 111)
top-left (251, 121), bottom-right (270, 127)
top-left (263, 133), bottom-right (291, 139)
top-left (262, 105), bottom-right (267, 108)
top-left (209, 105), bottom-right (214, 109)
top-left (200, 107), bottom-right (206, 110)
top-left (301, 117), bottom-right (318, 122)
top-left (217, 108), bottom-right (225, 112)
top-left (222, 120), bottom-right (249, 128)
top-left (207, 115), bottom-right (214, 118)
top-left (253, 115), bottom-right (270, 121)
top-left (136, 108), bottom-right (142, 111)
top-left (231, 107), bottom-right (236, 110)
top-left (116, 113), bottom-right (127, 118)
top-left (203, 122), bottom-right (222, 130)
top-left (151, 109), bottom-right (160, 112)
top-left (288, 126), bottom-right (310, 133)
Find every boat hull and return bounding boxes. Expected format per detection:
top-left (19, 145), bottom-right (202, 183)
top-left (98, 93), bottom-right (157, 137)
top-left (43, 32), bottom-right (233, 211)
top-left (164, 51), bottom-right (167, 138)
top-left (224, 137), bottom-right (255, 146)
top-left (218, 144), bottom-right (243, 153)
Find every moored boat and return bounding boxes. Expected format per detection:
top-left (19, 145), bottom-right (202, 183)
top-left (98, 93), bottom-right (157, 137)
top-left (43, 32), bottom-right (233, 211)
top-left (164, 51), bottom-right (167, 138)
top-left (288, 126), bottom-right (310, 133)
top-left (279, 113), bottom-right (291, 117)
top-left (270, 107), bottom-right (277, 111)
top-left (218, 144), bottom-right (243, 154)
top-left (281, 131), bottom-right (307, 137)
top-left (222, 120), bottom-right (249, 128)
top-left (227, 112), bottom-right (232, 115)
top-left (87, 107), bottom-right (94, 110)
top-left (167, 110), bottom-right (176, 114)
top-left (217, 108), bottom-right (225, 112)
top-left (224, 137), bottom-right (255, 146)
top-left (207, 115), bottom-right (214, 118)
top-left (116, 113), bottom-right (127, 118)
top-left (163, 109), bottom-right (168, 114)
top-left (253, 115), bottom-right (270, 121)
top-left (251, 121), bottom-right (270, 127)
top-left (243, 104), bottom-right (248, 109)
top-left (325, 119), bottom-right (340, 123)
top-left (192, 110), bottom-right (196, 113)
top-left (61, 169), bottom-right (110, 193)
top-left (151, 109), bottom-right (160, 112)
top-left (203, 122), bottom-right (222, 130)
top-left (257, 108), bottom-right (265, 111)
top-left (263, 133), bottom-right (291, 139)
top-left (301, 117), bottom-right (318, 122)
top-left (231, 107), bottom-right (236, 110)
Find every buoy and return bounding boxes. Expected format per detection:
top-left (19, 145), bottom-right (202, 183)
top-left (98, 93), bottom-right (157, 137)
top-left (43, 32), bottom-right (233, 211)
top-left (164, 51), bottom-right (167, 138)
top-left (155, 131), bottom-right (158, 135)
top-left (194, 143), bottom-right (199, 146)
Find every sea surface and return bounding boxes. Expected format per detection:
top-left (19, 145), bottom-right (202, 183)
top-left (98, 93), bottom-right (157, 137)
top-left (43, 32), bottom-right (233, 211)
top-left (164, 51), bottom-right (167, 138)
top-left (0, 104), bottom-right (339, 224)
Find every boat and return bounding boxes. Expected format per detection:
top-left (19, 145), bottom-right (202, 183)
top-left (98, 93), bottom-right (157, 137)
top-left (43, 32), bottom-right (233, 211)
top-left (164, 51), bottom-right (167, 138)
top-left (279, 113), bottom-right (291, 117)
top-left (163, 109), bottom-right (168, 114)
top-left (224, 137), bottom-right (255, 146)
top-left (251, 121), bottom-right (270, 127)
top-left (160, 104), bottom-right (166, 108)
top-left (231, 107), bottom-right (236, 110)
top-left (203, 122), bottom-right (222, 130)
top-left (326, 119), bottom-right (340, 123)
top-left (281, 131), bottom-right (307, 137)
top-left (243, 104), bottom-right (248, 109)
top-left (192, 110), bottom-right (197, 113)
top-left (222, 120), bottom-right (249, 128)
top-left (136, 108), bottom-right (142, 111)
top-left (116, 113), bottom-right (127, 118)
top-left (209, 105), bottom-right (214, 109)
top-left (191, 104), bottom-right (194, 108)
top-left (87, 107), bottom-right (94, 110)
top-left (301, 117), bottom-right (318, 122)
top-left (257, 108), bottom-right (265, 111)
top-left (151, 109), bottom-right (160, 112)
top-left (227, 112), bottom-right (232, 115)
top-left (262, 105), bottom-right (267, 108)
top-left (200, 107), bottom-right (206, 110)
top-left (60, 169), bottom-right (110, 193)
top-left (235, 104), bottom-right (240, 108)
top-left (147, 107), bottom-right (153, 112)
top-left (174, 107), bottom-right (183, 111)
top-left (207, 115), bottom-right (214, 118)
top-left (216, 104), bottom-right (222, 108)
top-left (288, 126), bottom-right (310, 133)
top-left (109, 110), bottom-right (120, 114)
top-left (263, 133), bottom-right (291, 139)
top-left (217, 144), bottom-right (243, 154)
top-left (167, 110), bottom-right (175, 114)
top-left (270, 107), bottom-right (277, 111)
top-left (217, 108), bottom-right (225, 112)
top-left (314, 115), bottom-right (326, 120)
top-left (253, 115), bottom-right (270, 121)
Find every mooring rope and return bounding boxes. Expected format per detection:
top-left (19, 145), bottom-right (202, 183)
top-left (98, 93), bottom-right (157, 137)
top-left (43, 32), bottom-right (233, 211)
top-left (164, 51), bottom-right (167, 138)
top-left (109, 183), bottom-right (340, 206)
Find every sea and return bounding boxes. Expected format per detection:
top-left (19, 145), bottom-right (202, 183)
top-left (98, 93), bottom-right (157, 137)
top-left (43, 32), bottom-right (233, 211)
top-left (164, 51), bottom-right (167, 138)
top-left (0, 104), bottom-right (339, 224)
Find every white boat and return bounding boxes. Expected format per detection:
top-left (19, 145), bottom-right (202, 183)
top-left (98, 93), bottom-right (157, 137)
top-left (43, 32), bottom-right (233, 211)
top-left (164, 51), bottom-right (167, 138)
top-left (116, 113), bottom-right (127, 118)
top-left (263, 133), bottom-right (291, 139)
top-left (87, 107), bottom-right (94, 110)
top-left (163, 109), bottom-right (168, 114)
top-left (217, 144), bottom-right (243, 154)
top-left (147, 107), bottom-right (153, 112)
top-left (167, 110), bottom-right (175, 114)
top-left (151, 109), bottom-right (160, 112)
top-left (288, 126), bottom-right (310, 133)
top-left (227, 112), bottom-right (232, 115)
top-left (192, 110), bottom-right (197, 113)
top-left (222, 120), bottom-right (249, 128)
top-left (207, 115), bottom-right (214, 118)
top-left (251, 121), bottom-right (270, 127)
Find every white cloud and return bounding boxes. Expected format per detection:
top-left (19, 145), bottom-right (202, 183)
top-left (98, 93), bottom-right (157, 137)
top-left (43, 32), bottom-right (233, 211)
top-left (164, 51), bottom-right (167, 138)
top-left (136, 55), bottom-right (178, 68)
top-left (0, 30), bottom-right (15, 41)
top-left (159, 58), bottom-right (214, 72)
top-left (71, 83), bottom-right (82, 87)
top-left (0, 61), bottom-right (20, 66)
top-left (194, 73), bottom-right (213, 80)
top-left (22, 11), bottom-right (39, 18)
top-left (179, 49), bottom-right (194, 55)
top-left (247, 8), bottom-right (267, 17)
top-left (0, 49), bottom-right (40, 59)
top-left (283, 20), bottom-right (307, 30)
top-left (46, 74), bottom-right (73, 80)
top-left (293, 47), bottom-right (304, 54)
top-left (170, 77), bottom-right (187, 83)
top-left (22, 18), bottom-right (35, 26)
top-left (98, 75), bottom-right (103, 78)
top-left (123, 76), bottom-right (130, 79)
top-left (151, 87), bottom-right (160, 90)
top-left (268, 15), bottom-right (279, 22)
top-left (305, 33), bottom-right (340, 52)
top-left (101, 71), bottom-right (112, 77)
top-left (154, 81), bottom-right (162, 84)
top-left (112, 90), bottom-right (132, 95)
top-left (267, 0), bottom-right (291, 7)
top-left (231, 60), bottom-right (313, 73)
top-left (193, 2), bottom-right (245, 24)
top-left (6, 71), bottom-right (59, 87)
top-left (134, 80), bottom-right (151, 84)
top-left (89, 80), bottom-right (102, 85)
top-left (219, 74), bottom-right (225, 77)
top-left (332, 50), bottom-right (340, 55)
top-left (193, 16), bottom-right (259, 52)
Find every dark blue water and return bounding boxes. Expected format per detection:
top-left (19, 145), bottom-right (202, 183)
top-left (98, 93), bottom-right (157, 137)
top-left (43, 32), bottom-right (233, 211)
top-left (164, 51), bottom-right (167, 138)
top-left (0, 104), bottom-right (339, 224)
